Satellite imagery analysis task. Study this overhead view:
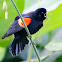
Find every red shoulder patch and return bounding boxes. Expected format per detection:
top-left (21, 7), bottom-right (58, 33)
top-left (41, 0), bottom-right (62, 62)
top-left (18, 18), bottom-right (31, 28)
top-left (42, 22), bottom-right (43, 25)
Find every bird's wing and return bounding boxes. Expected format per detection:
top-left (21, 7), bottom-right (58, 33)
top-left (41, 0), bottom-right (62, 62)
top-left (2, 20), bottom-right (23, 39)
top-left (2, 18), bottom-right (32, 39)
top-left (2, 12), bottom-right (34, 39)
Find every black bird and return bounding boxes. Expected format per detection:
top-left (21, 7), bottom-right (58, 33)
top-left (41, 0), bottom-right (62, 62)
top-left (2, 8), bottom-right (48, 56)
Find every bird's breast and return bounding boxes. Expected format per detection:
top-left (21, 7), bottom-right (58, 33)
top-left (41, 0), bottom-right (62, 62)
top-left (28, 20), bottom-right (43, 34)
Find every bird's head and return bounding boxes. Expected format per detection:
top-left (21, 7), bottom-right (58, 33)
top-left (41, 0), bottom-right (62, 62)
top-left (34, 8), bottom-right (48, 21)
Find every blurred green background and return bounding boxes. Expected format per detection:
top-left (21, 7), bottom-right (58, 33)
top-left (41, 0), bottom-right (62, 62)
top-left (0, 0), bottom-right (62, 62)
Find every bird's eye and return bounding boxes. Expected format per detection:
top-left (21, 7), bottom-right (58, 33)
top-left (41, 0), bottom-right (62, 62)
top-left (44, 13), bottom-right (46, 16)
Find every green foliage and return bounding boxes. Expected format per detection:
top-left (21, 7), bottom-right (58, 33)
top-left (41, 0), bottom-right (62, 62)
top-left (0, 47), bottom-right (6, 62)
top-left (45, 40), bottom-right (62, 51)
top-left (43, 50), bottom-right (62, 62)
top-left (0, 37), bottom-right (13, 47)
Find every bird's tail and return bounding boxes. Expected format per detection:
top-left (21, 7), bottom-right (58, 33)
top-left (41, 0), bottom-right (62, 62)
top-left (9, 36), bottom-right (29, 56)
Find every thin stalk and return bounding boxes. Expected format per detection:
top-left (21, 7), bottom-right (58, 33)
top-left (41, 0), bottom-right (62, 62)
top-left (11, 0), bottom-right (42, 62)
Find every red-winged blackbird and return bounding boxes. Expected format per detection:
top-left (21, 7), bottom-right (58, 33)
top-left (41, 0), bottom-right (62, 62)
top-left (2, 8), bottom-right (47, 56)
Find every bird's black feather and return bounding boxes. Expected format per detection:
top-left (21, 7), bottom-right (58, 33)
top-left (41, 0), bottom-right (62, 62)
top-left (2, 8), bottom-right (47, 56)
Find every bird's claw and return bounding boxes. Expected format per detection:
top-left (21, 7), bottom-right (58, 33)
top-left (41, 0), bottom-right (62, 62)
top-left (28, 34), bottom-right (32, 38)
top-left (30, 41), bottom-right (35, 46)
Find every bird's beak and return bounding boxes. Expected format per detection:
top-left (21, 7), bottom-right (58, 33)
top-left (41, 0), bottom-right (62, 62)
top-left (46, 12), bottom-right (51, 15)
top-left (44, 12), bottom-right (51, 20)
top-left (45, 16), bottom-right (50, 20)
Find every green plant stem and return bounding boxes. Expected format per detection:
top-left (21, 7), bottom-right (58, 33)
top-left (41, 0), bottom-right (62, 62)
top-left (11, 0), bottom-right (41, 62)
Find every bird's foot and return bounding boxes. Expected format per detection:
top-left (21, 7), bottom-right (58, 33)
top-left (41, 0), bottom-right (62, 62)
top-left (30, 41), bottom-right (35, 46)
top-left (28, 34), bottom-right (35, 46)
top-left (28, 34), bottom-right (32, 39)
